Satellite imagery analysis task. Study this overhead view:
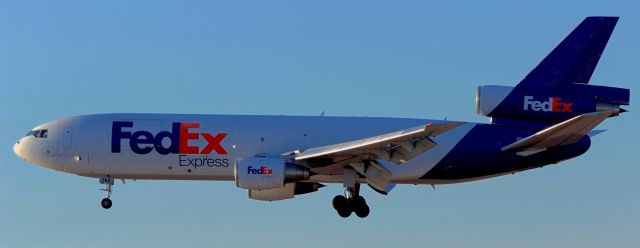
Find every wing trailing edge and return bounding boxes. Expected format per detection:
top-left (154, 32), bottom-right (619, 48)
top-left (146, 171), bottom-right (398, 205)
top-left (295, 122), bottom-right (463, 165)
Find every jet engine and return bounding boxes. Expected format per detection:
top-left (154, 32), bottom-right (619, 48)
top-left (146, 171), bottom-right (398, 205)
top-left (476, 84), bottom-right (629, 122)
top-left (234, 157), bottom-right (310, 190)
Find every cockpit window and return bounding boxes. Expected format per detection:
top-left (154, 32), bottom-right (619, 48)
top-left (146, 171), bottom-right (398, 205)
top-left (39, 130), bottom-right (48, 138)
top-left (26, 129), bottom-right (48, 138)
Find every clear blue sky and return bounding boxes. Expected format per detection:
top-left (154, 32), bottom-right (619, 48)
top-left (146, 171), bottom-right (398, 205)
top-left (1, 1), bottom-right (638, 247)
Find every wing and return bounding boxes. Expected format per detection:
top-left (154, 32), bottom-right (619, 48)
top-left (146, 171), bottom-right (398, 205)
top-left (293, 122), bottom-right (463, 193)
top-left (245, 122), bottom-right (462, 199)
top-left (295, 122), bottom-right (463, 165)
top-left (501, 110), bottom-right (615, 156)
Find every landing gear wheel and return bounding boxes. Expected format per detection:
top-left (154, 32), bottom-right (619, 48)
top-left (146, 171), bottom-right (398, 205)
top-left (99, 177), bottom-right (115, 209)
top-left (351, 195), bottom-right (370, 218)
top-left (101, 198), bottom-right (112, 209)
top-left (355, 204), bottom-right (370, 218)
top-left (332, 195), bottom-right (352, 218)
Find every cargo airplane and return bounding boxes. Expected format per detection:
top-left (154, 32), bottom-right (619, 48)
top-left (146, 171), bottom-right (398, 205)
top-left (14, 17), bottom-right (630, 218)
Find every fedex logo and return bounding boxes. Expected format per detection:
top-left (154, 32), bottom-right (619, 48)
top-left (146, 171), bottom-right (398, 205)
top-left (247, 166), bottom-right (273, 175)
top-left (111, 121), bottom-right (228, 155)
top-left (523, 96), bottom-right (573, 113)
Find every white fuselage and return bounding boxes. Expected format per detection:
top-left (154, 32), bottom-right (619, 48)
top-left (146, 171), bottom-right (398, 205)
top-left (14, 114), bottom-right (476, 184)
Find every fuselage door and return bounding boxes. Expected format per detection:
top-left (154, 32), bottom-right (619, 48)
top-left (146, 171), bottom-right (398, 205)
top-left (63, 127), bottom-right (73, 149)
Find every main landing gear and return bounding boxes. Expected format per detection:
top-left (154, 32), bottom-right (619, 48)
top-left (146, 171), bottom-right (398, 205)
top-left (332, 167), bottom-right (370, 218)
top-left (332, 184), bottom-right (370, 218)
top-left (99, 176), bottom-right (114, 209)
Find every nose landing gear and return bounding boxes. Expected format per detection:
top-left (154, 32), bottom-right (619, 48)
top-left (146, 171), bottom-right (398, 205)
top-left (101, 197), bottom-right (112, 209)
top-left (99, 176), bottom-right (114, 209)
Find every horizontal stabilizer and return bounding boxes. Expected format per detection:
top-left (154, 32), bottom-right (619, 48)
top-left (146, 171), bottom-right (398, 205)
top-left (588, 130), bottom-right (606, 137)
top-left (501, 110), bottom-right (615, 156)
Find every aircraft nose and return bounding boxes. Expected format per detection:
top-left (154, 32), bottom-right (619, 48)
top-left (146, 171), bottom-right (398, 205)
top-left (14, 140), bottom-right (24, 160)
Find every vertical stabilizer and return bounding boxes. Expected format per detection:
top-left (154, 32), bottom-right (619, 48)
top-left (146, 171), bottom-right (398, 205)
top-left (519, 16), bottom-right (618, 86)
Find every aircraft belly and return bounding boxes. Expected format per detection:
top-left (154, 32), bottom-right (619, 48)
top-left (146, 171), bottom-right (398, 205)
top-left (421, 124), bottom-right (592, 181)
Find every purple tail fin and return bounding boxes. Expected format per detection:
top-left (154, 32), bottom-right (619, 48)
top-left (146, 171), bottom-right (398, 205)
top-left (520, 16), bottom-right (618, 86)
top-left (476, 17), bottom-right (629, 124)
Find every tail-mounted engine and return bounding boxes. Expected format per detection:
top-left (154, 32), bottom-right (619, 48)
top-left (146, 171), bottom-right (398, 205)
top-left (476, 83), bottom-right (629, 122)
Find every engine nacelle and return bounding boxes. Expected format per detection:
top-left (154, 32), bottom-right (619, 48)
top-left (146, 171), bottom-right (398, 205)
top-left (234, 157), bottom-right (310, 190)
top-left (476, 83), bottom-right (629, 122)
top-left (248, 182), bottom-right (324, 201)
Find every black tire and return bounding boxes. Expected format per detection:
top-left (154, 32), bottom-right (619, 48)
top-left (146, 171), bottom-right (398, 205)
top-left (332, 195), bottom-right (351, 218)
top-left (332, 195), bottom-right (347, 210)
top-left (354, 203), bottom-right (370, 218)
top-left (350, 195), bottom-right (365, 207)
top-left (101, 198), bottom-right (112, 209)
top-left (351, 195), bottom-right (369, 218)
top-left (337, 207), bottom-right (352, 218)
